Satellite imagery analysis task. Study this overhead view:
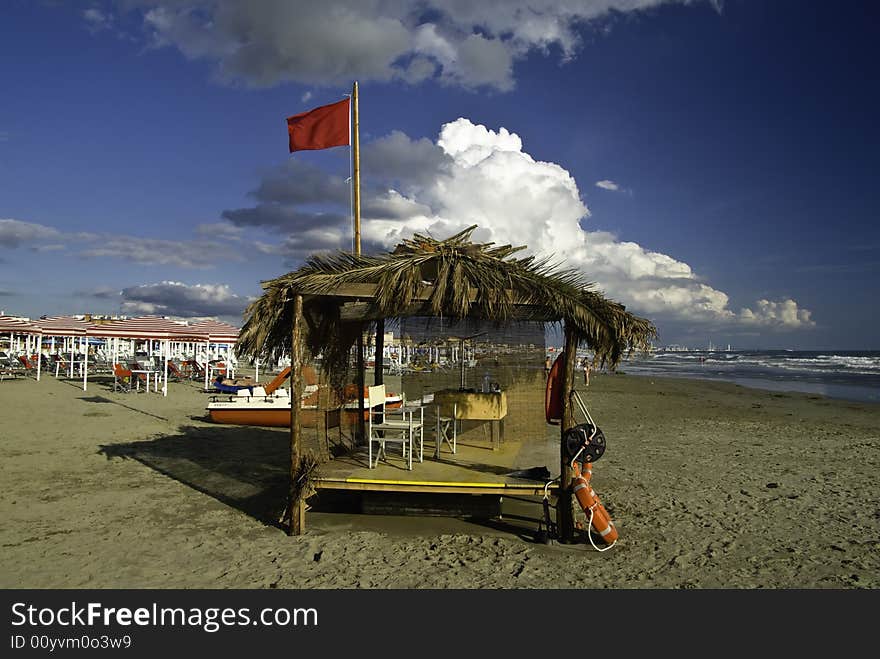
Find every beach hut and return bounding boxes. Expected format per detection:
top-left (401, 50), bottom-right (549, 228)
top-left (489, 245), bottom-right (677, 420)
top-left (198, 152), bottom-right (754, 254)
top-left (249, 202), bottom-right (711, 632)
top-left (235, 226), bottom-right (656, 540)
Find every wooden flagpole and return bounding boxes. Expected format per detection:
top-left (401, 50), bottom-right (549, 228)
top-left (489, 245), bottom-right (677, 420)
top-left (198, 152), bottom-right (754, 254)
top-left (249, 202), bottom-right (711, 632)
top-left (352, 81), bottom-right (366, 443)
top-left (352, 81), bottom-right (361, 255)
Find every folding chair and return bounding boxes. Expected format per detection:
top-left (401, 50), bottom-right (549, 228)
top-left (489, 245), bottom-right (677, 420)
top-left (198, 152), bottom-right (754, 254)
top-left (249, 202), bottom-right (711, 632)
top-left (113, 363), bottom-right (133, 392)
top-left (434, 400), bottom-right (458, 458)
top-left (17, 355), bottom-right (37, 377)
top-left (167, 360), bottom-right (184, 382)
top-left (367, 384), bottom-right (424, 470)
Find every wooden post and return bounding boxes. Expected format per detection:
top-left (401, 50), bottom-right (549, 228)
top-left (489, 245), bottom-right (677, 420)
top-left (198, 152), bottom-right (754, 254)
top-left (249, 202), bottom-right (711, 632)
top-left (374, 318), bottom-right (384, 386)
top-left (556, 324), bottom-right (578, 543)
top-left (356, 331), bottom-right (365, 443)
top-left (317, 382), bottom-right (332, 460)
top-left (288, 294), bottom-right (305, 535)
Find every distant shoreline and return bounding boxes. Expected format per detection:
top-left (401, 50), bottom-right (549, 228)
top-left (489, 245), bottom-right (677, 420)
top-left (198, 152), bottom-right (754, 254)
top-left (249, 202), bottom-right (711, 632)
top-left (609, 368), bottom-right (880, 405)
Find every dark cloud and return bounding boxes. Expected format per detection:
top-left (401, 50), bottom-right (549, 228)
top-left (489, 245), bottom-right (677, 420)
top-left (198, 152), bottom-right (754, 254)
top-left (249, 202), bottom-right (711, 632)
top-left (361, 131), bottom-right (452, 189)
top-left (222, 204), bottom-right (349, 233)
top-left (251, 160), bottom-right (351, 206)
top-left (120, 281), bottom-right (251, 319)
top-left (79, 287), bottom-right (121, 300)
top-left (111, 1), bottom-right (694, 91)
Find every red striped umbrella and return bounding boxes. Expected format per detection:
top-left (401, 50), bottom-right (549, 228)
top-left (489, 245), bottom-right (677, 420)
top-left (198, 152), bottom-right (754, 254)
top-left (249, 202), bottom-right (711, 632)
top-left (33, 315), bottom-right (88, 336)
top-left (87, 317), bottom-right (206, 396)
top-left (34, 316), bottom-right (95, 387)
top-left (1, 317), bottom-right (44, 380)
top-left (187, 319), bottom-right (240, 344)
top-left (87, 315), bottom-right (203, 341)
top-left (0, 315), bottom-right (43, 335)
top-left (186, 320), bottom-right (241, 390)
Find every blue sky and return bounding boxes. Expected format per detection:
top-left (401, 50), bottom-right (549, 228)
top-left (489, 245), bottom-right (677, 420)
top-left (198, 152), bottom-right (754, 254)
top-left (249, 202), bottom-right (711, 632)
top-left (1, 0), bottom-right (877, 349)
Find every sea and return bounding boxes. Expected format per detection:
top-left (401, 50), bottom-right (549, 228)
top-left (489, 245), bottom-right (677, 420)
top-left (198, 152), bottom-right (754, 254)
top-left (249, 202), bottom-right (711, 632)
top-left (615, 349), bottom-right (880, 404)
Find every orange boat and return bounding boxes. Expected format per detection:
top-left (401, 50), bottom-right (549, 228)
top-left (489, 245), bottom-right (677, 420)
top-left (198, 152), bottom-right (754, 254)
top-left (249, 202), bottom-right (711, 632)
top-left (206, 367), bottom-right (403, 428)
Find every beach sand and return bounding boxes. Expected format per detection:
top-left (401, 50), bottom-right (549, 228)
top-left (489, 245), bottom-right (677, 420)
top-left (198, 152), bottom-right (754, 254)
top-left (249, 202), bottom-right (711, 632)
top-left (1, 370), bottom-right (877, 589)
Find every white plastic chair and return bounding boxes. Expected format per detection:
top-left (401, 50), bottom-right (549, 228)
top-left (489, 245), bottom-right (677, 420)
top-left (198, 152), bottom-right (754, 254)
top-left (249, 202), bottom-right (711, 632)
top-left (367, 384), bottom-right (424, 470)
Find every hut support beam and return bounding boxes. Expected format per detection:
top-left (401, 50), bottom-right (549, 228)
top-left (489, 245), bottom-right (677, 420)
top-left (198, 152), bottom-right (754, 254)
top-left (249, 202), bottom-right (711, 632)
top-left (287, 294), bottom-right (305, 535)
top-left (556, 324), bottom-right (577, 543)
top-left (374, 318), bottom-right (384, 386)
top-left (356, 332), bottom-right (365, 443)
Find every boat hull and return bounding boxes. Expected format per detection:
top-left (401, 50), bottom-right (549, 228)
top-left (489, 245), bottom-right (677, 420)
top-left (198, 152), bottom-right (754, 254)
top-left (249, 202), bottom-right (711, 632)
top-left (208, 407), bottom-right (294, 427)
top-left (206, 395), bottom-right (404, 428)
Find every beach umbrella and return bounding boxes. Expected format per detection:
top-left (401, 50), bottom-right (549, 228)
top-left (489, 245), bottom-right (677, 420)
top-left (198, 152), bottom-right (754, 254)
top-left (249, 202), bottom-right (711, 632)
top-left (34, 316), bottom-right (89, 386)
top-left (87, 316), bottom-right (203, 396)
top-left (187, 319), bottom-right (241, 389)
top-left (0, 316), bottom-right (43, 380)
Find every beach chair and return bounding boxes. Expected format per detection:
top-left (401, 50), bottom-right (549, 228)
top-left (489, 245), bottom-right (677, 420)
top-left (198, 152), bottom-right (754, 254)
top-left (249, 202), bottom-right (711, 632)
top-left (0, 352), bottom-right (23, 381)
top-left (17, 355), bottom-right (37, 377)
top-left (367, 384), bottom-right (424, 470)
top-left (433, 399), bottom-right (458, 458)
top-left (166, 360), bottom-right (184, 382)
top-left (190, 360), bottom-right (206, 380)
top-left (89, 356), bottom-right (112, 375)
top-left (113, 363), bottom-right (133, 392)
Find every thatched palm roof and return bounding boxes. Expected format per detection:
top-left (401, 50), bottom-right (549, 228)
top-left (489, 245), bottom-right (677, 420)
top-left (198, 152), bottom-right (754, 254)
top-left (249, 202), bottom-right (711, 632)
top-left (236, 226), bottom-right (656, 375)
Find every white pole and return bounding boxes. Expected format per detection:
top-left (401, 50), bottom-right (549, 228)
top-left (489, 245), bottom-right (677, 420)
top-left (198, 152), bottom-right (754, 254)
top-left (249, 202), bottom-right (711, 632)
top-left (163, 339), bottom-right (169, 396)
top-left (82, 335), bottom-right (88, 391)
top-left (36, 334), bottom-right (41, 381)
top-left (204, 339), bottom-right (210, 391)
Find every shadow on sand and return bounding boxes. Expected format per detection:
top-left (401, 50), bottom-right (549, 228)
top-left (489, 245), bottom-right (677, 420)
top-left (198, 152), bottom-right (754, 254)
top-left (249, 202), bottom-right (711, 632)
top-left (99, 424), bottom-right (293, 530)
top-left (98, 424), bottom-right (551, 542)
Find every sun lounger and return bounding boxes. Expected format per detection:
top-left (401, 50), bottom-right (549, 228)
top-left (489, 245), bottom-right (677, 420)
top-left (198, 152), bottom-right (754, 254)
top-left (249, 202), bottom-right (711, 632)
top-left (113, 363), bottom-right (133, 392)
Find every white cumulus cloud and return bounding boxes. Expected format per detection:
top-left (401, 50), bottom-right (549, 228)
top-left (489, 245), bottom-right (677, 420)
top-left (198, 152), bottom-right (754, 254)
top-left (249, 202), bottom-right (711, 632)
top-left (228, 117), bottom-right (813, 331)
top-left (340, 118), bottom-right (812, 329)
top-left (739, 299), bottom-right (814, 329)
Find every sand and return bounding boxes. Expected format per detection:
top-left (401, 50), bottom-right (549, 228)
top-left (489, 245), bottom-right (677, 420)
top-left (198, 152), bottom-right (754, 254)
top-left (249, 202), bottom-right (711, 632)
top-left (0, 369), bottom-right (877, 589)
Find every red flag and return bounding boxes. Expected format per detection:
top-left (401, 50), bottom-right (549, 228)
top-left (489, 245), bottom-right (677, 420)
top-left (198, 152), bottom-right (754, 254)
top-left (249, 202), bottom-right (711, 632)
top-left (286, 98), bottom-right (350, 153)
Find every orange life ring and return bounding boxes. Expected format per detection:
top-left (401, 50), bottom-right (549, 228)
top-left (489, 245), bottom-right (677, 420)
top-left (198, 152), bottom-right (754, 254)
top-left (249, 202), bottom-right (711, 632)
top-left (572, 474), bottom-right (618, 545)
top-left (544, 354), bottom-right (565, 425)
top-left (575, 460), bottom-right (593, 483)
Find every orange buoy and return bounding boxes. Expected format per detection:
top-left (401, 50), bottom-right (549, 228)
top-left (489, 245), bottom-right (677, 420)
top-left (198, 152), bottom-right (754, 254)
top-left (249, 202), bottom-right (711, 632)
top-left (571, 459), bottom-right (593, 483)
top-left (581, 461), bottom-right (593, 483)
top-left (545, 354), bottom-right (564, 425)
top-left (572, 474), bottom-right (618, 546)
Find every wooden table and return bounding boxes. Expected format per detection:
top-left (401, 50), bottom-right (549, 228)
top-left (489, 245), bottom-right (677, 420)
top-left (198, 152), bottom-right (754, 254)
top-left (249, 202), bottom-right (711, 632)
top-left (432, 389), bottom-right (508, 450)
